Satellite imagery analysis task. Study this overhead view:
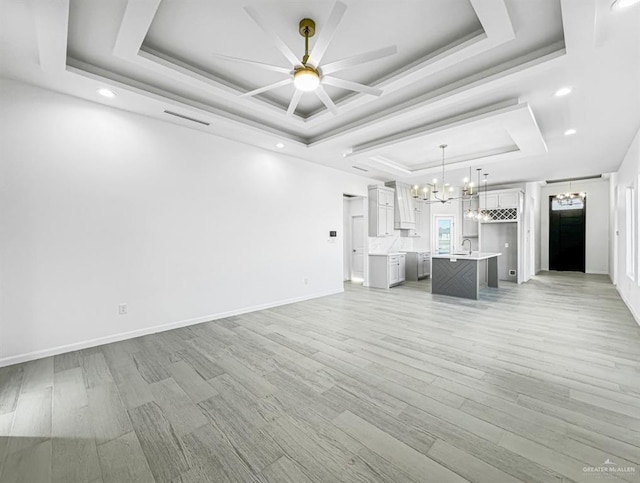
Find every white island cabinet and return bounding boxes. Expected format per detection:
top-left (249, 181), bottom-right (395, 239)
top-left (369, 253), bottom-right (406, 289)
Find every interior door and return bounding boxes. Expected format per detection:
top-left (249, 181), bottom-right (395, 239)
top-left (351, 216), bottom-right (365, 280)
top-left (549, 196), bottom-right (586, 272)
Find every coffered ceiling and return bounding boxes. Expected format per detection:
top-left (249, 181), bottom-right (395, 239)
top-left (1, 0), bottom-right (639, 186)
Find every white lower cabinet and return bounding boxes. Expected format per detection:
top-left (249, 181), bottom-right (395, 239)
top-left (369, 254), bottom-right (406, 289)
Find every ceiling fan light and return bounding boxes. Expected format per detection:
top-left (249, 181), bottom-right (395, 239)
top-left (293, 67), bottom-right (320, 91)
top-left (611, 0), bottom-right (640, 10)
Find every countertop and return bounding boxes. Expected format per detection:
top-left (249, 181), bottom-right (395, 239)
top-left (431, 252), bottom-right (502, 260)
top-left (369, 252), bottom-right (405, 257)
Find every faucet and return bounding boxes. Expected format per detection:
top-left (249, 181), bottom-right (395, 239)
top-left (462, 238), bottom-right (472, 255)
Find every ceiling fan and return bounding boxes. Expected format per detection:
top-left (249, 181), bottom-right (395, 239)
top-left (213, 2), bottom-right (397, 116)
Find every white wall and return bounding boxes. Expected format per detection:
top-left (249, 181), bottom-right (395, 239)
top-left (609, 173), bottom-right (618, 285)
top-left (540, 178), bottom-right (610, 274)
top-left (0, 80), bottom-right (372, 365)
top-left (611, 127), bottom-right (640, 325)
top-left (525, 182), bottom-right (542, 276)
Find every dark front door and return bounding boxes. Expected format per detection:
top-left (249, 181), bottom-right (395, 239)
top-left (549, 196), bottom-right (586, 272)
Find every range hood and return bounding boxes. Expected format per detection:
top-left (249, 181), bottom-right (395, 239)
top-left (384, 181), bottom-right (416, 230)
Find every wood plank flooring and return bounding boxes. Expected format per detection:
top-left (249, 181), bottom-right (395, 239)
top-left (1, 271), bottom-right (639, 482)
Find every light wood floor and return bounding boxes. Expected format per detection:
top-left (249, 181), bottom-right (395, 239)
top-left (0, 272), bottom-right (639, 482)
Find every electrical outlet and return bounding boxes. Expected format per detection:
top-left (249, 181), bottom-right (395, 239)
top-left (118, 303), bottom-right (128, 315)
top-left (504, 242), bottom-right (509, 248)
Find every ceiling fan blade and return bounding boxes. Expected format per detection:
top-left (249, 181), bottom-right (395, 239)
top-left (239, 78), bottom-right (293, 98)
top-left (306, 1), bottom-right (347, 68)
top-left (244, 6), bottom-right (300, 67)
top-left (314, 85), bottom-right (338, 115)
top-left (211, 53), bottom-right (292, 75)
top-left (321, 76), bottom-right (383, 96)
top-left (321, 45), bottom-right (397, 75)
top-left (286, 90), bottom-right (303, 117)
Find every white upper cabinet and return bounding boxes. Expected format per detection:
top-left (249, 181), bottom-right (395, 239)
top-left (380, 188), bottom-right (394, 207)
top-left (480, 189), bottom-right (521, 210)
top-left (497, 192), bottom-right (518, 208)
top-left (368, 185), bottom-right (395, 237)
top-left (409, 199), bottom-right (423, 237)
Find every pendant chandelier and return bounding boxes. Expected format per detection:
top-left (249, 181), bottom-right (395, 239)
top-left (410, 144), bottom-right (473, 204)
top-left (464, 169), bottom-right (492, 222)
top-left (554, 180), bottom-right (586, 206)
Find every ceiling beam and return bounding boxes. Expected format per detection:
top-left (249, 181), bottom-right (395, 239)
top-left (32, 0), bottom-right (69, 72)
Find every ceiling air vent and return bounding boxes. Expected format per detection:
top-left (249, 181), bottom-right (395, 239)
top-left (352, 166), bottom-right (368, 172)
top-left (546, 174), bottom-right (601, 184)
top-left (164, 110), bottom-right (210, 126)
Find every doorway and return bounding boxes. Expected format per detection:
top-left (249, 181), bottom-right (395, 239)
top-left (343, 196), bottom-right (366, 282)
top-left (351, 216), bottom-right (365, 280)
top-left (549, 196), bottom-right (586, 272)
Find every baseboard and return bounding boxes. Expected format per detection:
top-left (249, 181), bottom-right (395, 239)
top-left (0, 288), bottom-right (344, 368)
top-left (617, 287), bottom-right (640, 327)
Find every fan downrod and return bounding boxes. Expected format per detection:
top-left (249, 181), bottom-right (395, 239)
top-left (298, 19), bottom-right (316, 38)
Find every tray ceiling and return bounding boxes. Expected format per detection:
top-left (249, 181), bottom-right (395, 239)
top-left (1, 0), bottom-right (638, 186)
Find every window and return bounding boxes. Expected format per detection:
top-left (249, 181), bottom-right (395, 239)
top-left (551, 198), bottom-right (584, 211)
top-left (434, 216), bottom-right (455, 254)
top-left (551, 192), bottom-right (585, 211)
top-left (626, 186), bottom-right (636, 281)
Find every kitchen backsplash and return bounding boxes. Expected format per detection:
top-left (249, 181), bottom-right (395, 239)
top-left (368, 232), bottom-right (430, 254)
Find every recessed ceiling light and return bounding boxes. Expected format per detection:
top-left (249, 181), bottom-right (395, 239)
top-left (97, 88), bottom-right (116, 98)
top-left (275, 142), bottom-right (285, 149)
top-left (564, 128), bottom-right (577, 136)
top-left (554, 87), bottom-right (572, 97)
top-left (611, 0), bottom-right (640, 10)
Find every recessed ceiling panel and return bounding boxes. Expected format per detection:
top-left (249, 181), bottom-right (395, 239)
top-left (377, 124), bottom-right (515, 169)
top-left (143, 0), bottom-right (481, 115)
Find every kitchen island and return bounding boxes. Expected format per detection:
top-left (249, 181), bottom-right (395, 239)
top-left (431, 252), bottom-right (501, 300)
